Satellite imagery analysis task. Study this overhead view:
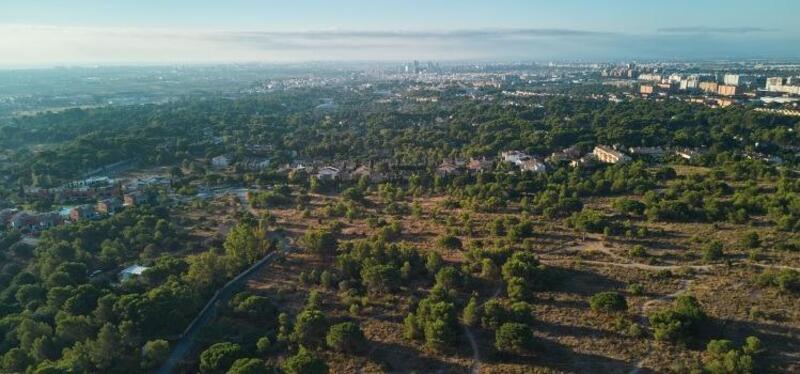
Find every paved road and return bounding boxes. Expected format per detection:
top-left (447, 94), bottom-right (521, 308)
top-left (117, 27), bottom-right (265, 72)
top-left (157, 235), bottom-right (295, 374)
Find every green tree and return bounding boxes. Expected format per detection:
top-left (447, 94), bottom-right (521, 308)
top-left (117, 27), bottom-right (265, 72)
top-left (292, 309), bottom-right (329, 347)
top-left (462, 296), bottom-right (480, 327)
top-left (2, 348), bottom-right (32, 373)
top-left (495, 323), bottom-right (535, 355)
top-left (227, 358), bottom-right (268, 374)
top-left (199, 342), bottom-right (244, 374)
top-left (326, 322), bottom-right (366, 353)
top-left (282, 347), bottom-right (327, 374)
top-left (589, 292), bottom-right (628, 313)
top-left (141, 339), bottom-right (170, 370)
top-left (88, 324), bottom-right (120, 371)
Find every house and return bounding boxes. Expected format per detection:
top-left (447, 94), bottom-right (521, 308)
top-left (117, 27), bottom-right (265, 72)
top-left (70, 205), bottom-right (97, 222)
top-left (9, 211), bottom-right (61, 232)
top-left (316, 166), bottom-right (341, 181)
top-left (501, 150), bottom-right (528, 164)
top-left (466, 157), bottom-right (493, 173)
top-left (0, 208), bottom-right (19, 225)
top-left (628, 146), bottom-right (665, 156)
top-left (97, 197), bottom-right (123, 215)
top-left (119, 264), bottom-right (150, 282)
top-left (436, 162), bottom-right (460, 177)
top-left (547, 146), bottom-right (582, 163)
top-left (518, 158), bottom-right (547, 173)
top-left (211, 155), bottom-right (231, 169)
top-left (349, 164), bottom-right (386, 183)
top-left (593, 146), bottom-right (631, 164)
top-left (570, 154), bottom-right (598, 168)
top-left (675, 149), bottom-right (701, 160)
top-left (123, 192), bottom-right (150, 207)
top-left (241, 158), bottom-right (271, 171)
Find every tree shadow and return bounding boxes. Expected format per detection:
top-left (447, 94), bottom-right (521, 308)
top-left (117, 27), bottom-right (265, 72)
top-left (365, 340), bottom-right (467, 373)
top-left (547, 266), bottom-right (627, 297)
top-left (487, 335), bottom-right (637, 374)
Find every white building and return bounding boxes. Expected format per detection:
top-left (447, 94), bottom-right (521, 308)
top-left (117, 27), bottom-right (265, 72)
top-left (119, 265), bottom-right (149, 282)
top-left (593, 146), bottom-right (631, 164)
top-left (211, 155), bottom-right (231, 169)
top-left (723, 74), bottom-right (740, 86)
top-left (316, 166), bottom-right (341, 181)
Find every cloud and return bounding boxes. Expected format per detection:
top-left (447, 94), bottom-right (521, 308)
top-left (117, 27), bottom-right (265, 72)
top-left (657, 26), bottom-right (777, 34)
top-left (0, 25), bottom-right (797, 67)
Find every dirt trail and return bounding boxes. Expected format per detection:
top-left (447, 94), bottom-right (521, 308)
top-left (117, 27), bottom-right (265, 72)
top-left (464, 286), bottom-right (503, 374)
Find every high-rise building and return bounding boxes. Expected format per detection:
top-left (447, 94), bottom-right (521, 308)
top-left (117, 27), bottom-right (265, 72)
top-left (766, 77), bottom-right (784, 91)
top-left (718, 85), bottom-right (739, 97)
top-left (723, 74), bottom-right (741, 86)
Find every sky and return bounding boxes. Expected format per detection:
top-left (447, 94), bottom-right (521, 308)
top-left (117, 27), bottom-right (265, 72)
top-left (0, 0), bottom-right (799, 67)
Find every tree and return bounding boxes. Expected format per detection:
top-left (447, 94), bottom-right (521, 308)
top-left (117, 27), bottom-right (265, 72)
top-left (649, 295), bottom-right (706, 343)
top-left (702, 240), bottom-right (724, 262)
top-left (292, 309), bottom-right (329, 347)
top-left (227, 358), bottom-right (268, 374)
top-left (302, 229), bottom-right (338, 256)
top-left (326, 322), bottom-right (366, 353)
top-left (434, 266), bottom-right (462, 290)
top-left (199, 342), bottom-right (244, 374)
top-left (360, 264), bottom-right (400, 294)
top-left (88, 324), bottom-right (120, 371)
top-left (2, 348), bottom-right (31, 373)
top-left (425, 252), bottom-right (443, 275)
top-left (141, 339), bottom-right (170, 370)
top-left (462, 296), bottom-right (480, 327)
top-left (495, 323), bottom-right (535, 355)
top-left (282, 346), bottom-right (328, 374)
top-left (256, 337), bottom-right (271, 354)
top-left (703, 339), bottom-right (755, 374)
top-left (436, 235), bottom-right (462, 251)
top-left (589, 292), bottom-right (628, 313)
top-left (740, 231), bottom-right (760, 249)
top-left (403, 313), bottom-right (422, 340)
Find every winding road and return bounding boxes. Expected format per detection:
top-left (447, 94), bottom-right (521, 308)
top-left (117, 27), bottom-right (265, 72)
top-left (157, 235), bottom-right (295, 374)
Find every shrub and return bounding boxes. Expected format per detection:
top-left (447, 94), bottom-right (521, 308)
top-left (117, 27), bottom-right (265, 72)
top-left (282, 347), bottom-right (327, 374)
top-left (325, 322), bottom-right (366, 353)
top-left (227, 358), bottom-right (268, 374)
top-left (494, 323), bottom-right (535, 355)
top-left (702, 240), bottom-right (724, 262)
top-left (649, 295), bottom-right (706, 343)
top-left (589, 292), bottom-right (628, 313)
top-left (199, 342), bottom-right (244, 374)
top-left (628, 245), bottom-right (647, 258)
top-left (292, 309), bottom-right (329, 347)
top-left (436, 235), bottom-right (463, 251)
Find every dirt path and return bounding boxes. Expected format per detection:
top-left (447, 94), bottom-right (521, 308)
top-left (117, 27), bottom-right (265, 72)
top-left (464, 286), bottom-right (503, 374)
top-left (543, 258), bottom-right (716, 272)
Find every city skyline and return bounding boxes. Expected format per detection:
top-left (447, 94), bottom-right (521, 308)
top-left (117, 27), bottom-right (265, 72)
top-left (1, 0), bottom-right (800, 67)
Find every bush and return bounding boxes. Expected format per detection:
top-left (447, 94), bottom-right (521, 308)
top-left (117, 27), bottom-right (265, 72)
top-left (494, 323), bottom-right (535, 354)
top-left (199, 342), bottom-right (244, 374)
top-left (326, 322), bottom-right (366, 353)
top-left (282, 347), bottom-right (328, 374)
top-left (628, 245), bottom-right (647, 258)
top-left (702, 240), bottom-right (724, 262)
top-left (436, 235), bottom-right (463, 251)
top-left (589, 292), bottom-right (628, 313)
top-left (703, 339), bottom-right (758, 374)
top-left (227, 358), bottom-right (268, 374)
top-left (649, 295), bottom-right (706, 343)
top-left (292, 309), bottom-right (329, 347)
top-left (141, 339), bottom-right (170, 369)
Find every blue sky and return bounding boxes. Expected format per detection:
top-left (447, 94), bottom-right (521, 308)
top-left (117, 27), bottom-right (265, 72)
top-left (0, 0), bottom-right (798, 66)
